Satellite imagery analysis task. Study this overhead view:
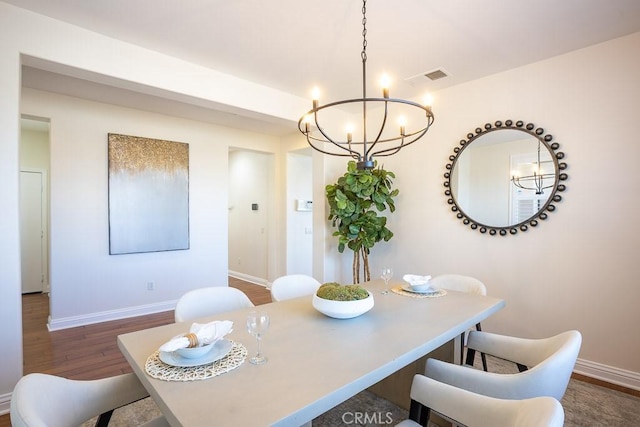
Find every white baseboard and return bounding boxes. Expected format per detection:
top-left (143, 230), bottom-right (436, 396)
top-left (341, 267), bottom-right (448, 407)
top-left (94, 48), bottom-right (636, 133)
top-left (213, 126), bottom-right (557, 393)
top-left (228, 271), bottom-right (270, 288)
top-left (47, 300), bottom-right (176, 331)
top-left (574, 357), bottom-right (640, 391)
top-left (46, 274), bottom-right (271, 331)
top-left (0, 392), bottom-right (10, 416)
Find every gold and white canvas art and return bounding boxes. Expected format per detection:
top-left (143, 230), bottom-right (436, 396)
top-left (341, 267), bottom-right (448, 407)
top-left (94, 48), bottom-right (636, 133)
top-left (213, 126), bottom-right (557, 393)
top-left (108, 133), bottom-right (189, 254)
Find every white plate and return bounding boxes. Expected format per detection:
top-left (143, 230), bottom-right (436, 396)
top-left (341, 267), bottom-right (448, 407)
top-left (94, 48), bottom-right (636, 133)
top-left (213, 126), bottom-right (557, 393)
top-left (159, 339), bottom-right (233, 367)
top-left (401, 284), bottom-right (438, 294)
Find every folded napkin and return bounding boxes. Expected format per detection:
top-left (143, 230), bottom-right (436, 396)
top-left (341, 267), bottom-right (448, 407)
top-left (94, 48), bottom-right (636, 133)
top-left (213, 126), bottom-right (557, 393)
top-left (403, 274), bottom-right (433, 285)
top-left (159, 320), bottom-right (233, 352)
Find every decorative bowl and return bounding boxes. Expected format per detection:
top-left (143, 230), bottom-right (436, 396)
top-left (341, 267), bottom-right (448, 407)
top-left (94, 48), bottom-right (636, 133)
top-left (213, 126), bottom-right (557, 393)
top-left (176, 342), bottom-right (215, 359)
top-left (312, 292), bottom-right (374, 319)
top-left (403, 274), bottom-right (434, 292)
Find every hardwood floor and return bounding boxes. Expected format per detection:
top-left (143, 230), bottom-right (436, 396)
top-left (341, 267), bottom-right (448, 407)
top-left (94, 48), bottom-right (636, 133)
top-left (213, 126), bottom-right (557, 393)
top-left (0, 278), bottom-right (270, 426)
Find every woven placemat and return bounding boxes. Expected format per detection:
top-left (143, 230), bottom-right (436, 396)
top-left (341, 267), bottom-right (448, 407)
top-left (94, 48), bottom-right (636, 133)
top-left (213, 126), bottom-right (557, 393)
top-left (391, 286), bottom-right (447, 299)
top-left (145, 341), bottom-right (247, 382)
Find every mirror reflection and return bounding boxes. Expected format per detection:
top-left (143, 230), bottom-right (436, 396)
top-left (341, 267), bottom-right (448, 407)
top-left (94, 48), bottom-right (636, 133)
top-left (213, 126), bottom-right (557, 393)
top-left (444, 121), bottom-right (567, 235)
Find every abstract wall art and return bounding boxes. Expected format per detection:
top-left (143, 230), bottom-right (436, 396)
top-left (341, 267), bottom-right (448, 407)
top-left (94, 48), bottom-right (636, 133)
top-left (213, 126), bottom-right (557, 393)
top-left (108, 133), bottom-right (189, 254)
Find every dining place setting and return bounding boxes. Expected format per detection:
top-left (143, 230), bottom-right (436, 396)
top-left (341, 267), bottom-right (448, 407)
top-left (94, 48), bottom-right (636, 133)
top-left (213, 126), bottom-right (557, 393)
top-left (144, 310), bottom-right (272, 383)
top-left (378, 267), bottom-right (448, 299)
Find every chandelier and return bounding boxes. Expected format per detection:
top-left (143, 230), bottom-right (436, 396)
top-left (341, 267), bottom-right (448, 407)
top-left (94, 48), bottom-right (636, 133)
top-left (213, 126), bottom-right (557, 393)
top-left (297, 0), bottom-right (434, 170)
top-left (511, 141), bottom-right (556, 195)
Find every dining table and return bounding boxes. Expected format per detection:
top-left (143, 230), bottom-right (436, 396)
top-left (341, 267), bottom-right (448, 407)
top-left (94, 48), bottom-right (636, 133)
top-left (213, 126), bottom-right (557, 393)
top-left (117, 279), bottom-right (505, 426)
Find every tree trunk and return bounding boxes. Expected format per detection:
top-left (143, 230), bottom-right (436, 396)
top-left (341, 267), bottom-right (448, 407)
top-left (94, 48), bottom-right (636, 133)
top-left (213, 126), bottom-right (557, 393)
top-left (352, 248), bottom-right (360, 283)
top-left (362, 249), bottom-right (370, 282)
top-left (351, 248), bottom-right (371, 284)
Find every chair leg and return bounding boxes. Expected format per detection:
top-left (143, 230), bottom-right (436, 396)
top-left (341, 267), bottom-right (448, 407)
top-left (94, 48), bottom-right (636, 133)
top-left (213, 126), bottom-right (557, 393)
top-left (459, 332), bottom-right (465, 365)
top-left (95, 410), bottom-right (114, 427)
top-left (465, 347), bottom-right (476, 367)
top-left (409, 399), bottom-right (431, 427)
top-left (475, 322), bottom-right (488, 371)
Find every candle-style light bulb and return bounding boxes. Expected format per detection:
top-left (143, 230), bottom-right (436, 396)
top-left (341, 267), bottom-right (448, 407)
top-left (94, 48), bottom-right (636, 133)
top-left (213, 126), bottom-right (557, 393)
top-left (303, 114), bottom-right (313, 133)
top-left (346, 124), bottom-right (354, 143)
top-left (398, 116), bottom-right (407, 136)
top-left (311, 87), bottom-right (320, 109)
top-left (423, 94), bottom-right (433, 112)
top-left (380, 74), bottom-right (390, 98)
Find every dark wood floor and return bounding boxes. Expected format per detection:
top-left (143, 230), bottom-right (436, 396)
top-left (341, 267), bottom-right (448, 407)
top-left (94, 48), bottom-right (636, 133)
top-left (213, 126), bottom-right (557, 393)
top-left (0, 277), bottom-right (270, 426)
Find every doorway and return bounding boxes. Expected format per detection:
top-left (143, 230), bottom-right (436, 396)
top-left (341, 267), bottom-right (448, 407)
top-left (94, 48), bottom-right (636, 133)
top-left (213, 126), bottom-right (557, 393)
top-left (19, 116), bottom-right (50, 296)
top-left (228, 149), bottom-right (274, 285)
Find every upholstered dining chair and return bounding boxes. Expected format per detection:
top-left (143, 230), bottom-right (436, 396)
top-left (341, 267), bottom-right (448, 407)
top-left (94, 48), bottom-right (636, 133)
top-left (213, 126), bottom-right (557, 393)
top-left (10, 372), bottom-right (169, 427)
top-left (429, 274), bottom-right (488, 370)
top-left (174, 286), bottom-right (254, 322)
top-left (424, 330), bottom-right (582, 401)
top-left (396, 374), bottom-right (564, 427)
top-left (270, 274), bottom-right (321, 302)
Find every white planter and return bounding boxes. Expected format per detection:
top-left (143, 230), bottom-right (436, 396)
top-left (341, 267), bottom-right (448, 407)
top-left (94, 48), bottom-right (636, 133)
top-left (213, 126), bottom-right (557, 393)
top-left (312, 292), bottom-right (374, 319)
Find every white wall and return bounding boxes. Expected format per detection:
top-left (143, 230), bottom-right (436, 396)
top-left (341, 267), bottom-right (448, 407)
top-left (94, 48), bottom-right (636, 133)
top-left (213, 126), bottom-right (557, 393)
top-left (20, 125), bottom-right (50, 171)
top-left (286, 151), bottom-right (313, 275)
top-left (21, 87), bottom-right (283, 326)
top-left (351, 33), bottom-right (640, 385)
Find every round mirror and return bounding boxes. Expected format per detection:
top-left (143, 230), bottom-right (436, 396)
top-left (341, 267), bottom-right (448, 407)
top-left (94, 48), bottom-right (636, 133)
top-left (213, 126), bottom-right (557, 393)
top-left (444, 120), bottom-right (568, 235)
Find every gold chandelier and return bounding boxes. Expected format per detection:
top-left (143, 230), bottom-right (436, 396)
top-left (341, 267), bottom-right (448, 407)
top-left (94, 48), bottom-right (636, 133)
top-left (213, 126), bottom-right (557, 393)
top-left (297, 0), bottom-right (434, 170)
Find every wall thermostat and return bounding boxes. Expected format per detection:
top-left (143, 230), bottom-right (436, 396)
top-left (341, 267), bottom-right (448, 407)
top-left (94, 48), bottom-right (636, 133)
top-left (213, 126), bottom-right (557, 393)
top-left (296, 199), bottom-right (313, 211)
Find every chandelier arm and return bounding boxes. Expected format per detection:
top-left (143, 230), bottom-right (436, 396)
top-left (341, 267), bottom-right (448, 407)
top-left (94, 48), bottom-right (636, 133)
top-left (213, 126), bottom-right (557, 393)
top-left (365, 99), bottom-right (390, 158)
top-left (298, 107), bottom-right (363, 160)
top-left (307, 136), bottom-right (358, 159)
top-left (371, 125), bottom-right (430, 157)
top-left (371, 113), bottom-right (434, 156)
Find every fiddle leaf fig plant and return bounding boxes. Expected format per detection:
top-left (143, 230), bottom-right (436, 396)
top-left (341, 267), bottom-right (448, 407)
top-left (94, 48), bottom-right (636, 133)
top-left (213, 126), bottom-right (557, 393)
top-left (326, 160), bottom-right (399, 283)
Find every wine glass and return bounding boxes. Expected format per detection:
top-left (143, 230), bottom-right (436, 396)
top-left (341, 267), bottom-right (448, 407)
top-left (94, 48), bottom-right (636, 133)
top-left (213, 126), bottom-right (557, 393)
top-left (381, 267), bottom-right (393, 295)
top-left (246, 311), bottom-right (270, 365)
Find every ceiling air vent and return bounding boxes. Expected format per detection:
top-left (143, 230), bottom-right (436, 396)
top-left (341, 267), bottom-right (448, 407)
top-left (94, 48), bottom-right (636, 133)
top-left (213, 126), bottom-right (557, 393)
top-left (404, 68), bottom-right (450, 85)
top-left (424, 69), bottom-right (448, 81)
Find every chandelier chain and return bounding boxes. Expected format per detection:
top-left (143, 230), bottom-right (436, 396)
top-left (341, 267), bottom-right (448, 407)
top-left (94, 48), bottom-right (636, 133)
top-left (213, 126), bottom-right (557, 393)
top-left (361, 0), bottom-right (367, 62)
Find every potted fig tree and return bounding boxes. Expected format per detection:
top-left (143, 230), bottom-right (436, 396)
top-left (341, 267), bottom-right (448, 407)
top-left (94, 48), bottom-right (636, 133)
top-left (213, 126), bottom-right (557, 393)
top-left (325, 160), bottom-right (398, 283)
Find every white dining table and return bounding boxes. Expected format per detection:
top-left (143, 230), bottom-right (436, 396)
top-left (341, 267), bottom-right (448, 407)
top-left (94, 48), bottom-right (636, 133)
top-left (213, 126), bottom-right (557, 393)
top-left (117, 280), bottom-right (504, 426)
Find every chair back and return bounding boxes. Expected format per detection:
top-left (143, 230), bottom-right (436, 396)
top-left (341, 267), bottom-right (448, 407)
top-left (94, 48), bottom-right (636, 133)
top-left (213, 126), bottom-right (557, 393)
top-left (451, 330), bottom-right (582, 401)
top-left (406, 374), bottom-right (564, 427)
top-left (270, 274), bottom-right (321, 302)
top-left (11, 373), bottom-right (151, 427)
top-left (430, 274), bottom-right (487, 296)
top-left (515, 330), bottom-right (582, 400)
top-left (174, 287), bottom-right (254, 322)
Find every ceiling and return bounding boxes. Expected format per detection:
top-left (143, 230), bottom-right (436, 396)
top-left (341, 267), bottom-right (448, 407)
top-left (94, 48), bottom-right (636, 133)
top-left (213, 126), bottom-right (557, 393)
top-left (9, 0), bottom-right (640, 135)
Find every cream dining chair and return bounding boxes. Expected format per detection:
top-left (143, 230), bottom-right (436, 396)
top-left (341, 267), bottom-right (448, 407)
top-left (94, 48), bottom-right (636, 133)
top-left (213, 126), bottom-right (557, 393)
top-left (270, 274), bottom-right (321, 302)
top-left (396, 374), bottom-right (564, 427)
top-left (424, 330), bottom-right (582, 401)
top-left (429, 274), bottom-right (488, 370)
top-left (10, 372), bottom-right (169, 427)
top-left (174, 286), bottom-right (254, 322)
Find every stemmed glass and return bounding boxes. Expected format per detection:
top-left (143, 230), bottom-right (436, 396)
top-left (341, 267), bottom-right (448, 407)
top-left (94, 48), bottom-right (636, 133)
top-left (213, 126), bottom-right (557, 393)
top-left (381, 267), bottom-right (393, 295)
top-left (246, 311), bottom-right (270, 365)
